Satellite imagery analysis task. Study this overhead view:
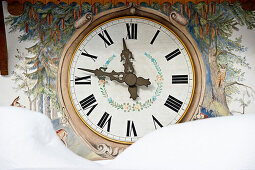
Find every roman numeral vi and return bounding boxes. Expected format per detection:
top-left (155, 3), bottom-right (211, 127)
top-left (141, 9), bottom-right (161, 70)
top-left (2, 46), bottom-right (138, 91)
top-left (126, 120), bottom-right (137, 137)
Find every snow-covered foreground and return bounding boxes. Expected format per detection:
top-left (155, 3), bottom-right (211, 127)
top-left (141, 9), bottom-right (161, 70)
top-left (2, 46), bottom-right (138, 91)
top-left (0, 107), bottom-right (255, 170)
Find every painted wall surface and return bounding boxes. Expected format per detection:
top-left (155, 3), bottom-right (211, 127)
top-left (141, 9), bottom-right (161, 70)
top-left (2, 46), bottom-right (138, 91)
top-left (1, 1), bottom-right (255, 159)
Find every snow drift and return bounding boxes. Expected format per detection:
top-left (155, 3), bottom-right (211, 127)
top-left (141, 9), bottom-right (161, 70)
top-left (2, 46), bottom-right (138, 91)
top-left (0, 106), bottom-right (255, 170)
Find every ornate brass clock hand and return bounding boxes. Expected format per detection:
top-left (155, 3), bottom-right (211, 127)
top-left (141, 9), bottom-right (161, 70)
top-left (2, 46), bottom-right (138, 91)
top-left (125, 76), bottom-right (150, 100)
top-left (120, 39), bottom-right (152, 100)
top-left (128, 86), bottom-right (138, 100)
top-left (78, 67), bottom-right (150, 100)
top-left (79, 67), bottom-right (151, 86)
top-left (136, 77), bottom-right (151, 87)
top-left (78, 67), bottom-right (125, 84)
top-left (121, 38), bottom-right (135, 73)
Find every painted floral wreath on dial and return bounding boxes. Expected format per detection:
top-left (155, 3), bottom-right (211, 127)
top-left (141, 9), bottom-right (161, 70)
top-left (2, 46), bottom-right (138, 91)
top-left (98, 53), bottom-right (163, 112)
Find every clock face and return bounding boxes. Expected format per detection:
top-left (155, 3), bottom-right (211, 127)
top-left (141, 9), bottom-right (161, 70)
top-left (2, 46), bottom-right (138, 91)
top-left (68, 17), bottom-right (194, 144)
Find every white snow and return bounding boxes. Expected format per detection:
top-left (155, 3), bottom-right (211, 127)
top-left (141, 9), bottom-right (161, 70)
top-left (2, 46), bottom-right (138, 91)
top-left (0, 107), bottom-right (102, 170)
top-left (0, 106), bottom-right (255, 170)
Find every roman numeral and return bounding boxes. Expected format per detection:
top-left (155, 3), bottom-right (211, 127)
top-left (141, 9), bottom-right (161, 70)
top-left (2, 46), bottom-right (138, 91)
top-left (79, 94), bottom-right (98, 116)
top-left (126, 23), bottom-right (137, 39)
top-left (165, 49), bottom-right (181, 61)
top-left (81, 50), bottom-right (97, 62)
top-left (150, 30), bottom-right (160, 45)
top-left (98, 30), bottom-right (114, 48)
top-left (126, 120), bottom-right (137, 137)
top-left (172, 75), bottom-right (188, 84)
top-left (97, 112), bottom-right (112, 132)
top-left (164, 95), bottom-right (183, 113)
top-left (152, 115), bottom-right (163, 129)
top-left (75, 76), bottom-right (91, 85)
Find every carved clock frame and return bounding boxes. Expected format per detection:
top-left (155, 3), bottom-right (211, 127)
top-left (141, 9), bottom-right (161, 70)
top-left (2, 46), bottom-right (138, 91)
top-left (57, 3), bottom-right (206, 159)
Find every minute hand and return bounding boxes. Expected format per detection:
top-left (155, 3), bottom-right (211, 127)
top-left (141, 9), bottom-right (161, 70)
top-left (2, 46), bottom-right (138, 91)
top-left (121, 38), bottom-right (135, 74)
top-left (78, 67), bottom-right (126, 84)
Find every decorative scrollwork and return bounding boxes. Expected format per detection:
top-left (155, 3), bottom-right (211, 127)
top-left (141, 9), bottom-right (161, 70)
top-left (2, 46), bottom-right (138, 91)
top-left (170, 11), bottom-right (188, 26)
top-left (74, 12), bottom-right (93, 29)
top-left (96, 143), bottom-right (124, 158)
top-left (191, 105), bottom-right (203, 120)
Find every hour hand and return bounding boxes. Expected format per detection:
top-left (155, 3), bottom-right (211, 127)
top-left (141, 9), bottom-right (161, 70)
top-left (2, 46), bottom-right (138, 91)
top-left (78, 67), bottom-right (125, 84)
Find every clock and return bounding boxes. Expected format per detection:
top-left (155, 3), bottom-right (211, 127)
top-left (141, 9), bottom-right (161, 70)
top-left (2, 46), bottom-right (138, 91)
top-left (58, 3), bottom-right (206, 159)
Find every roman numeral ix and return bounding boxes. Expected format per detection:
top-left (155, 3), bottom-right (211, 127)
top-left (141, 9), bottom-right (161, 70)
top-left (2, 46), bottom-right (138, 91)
top-left (164, 95), bottom-right (183, 113)
top-left (98, 30), bottom-right (114, 48)
top-left (79, 94), bottom-right (98, 116)
top-left (97, 112), bottom-right (112, 132)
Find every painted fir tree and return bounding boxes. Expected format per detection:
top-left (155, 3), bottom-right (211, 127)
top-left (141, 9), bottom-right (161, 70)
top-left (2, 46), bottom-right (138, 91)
top-left (12, 49), bottom-right (34, 110)
top-left (174, 2), bottom-right (255, 116)
top-left (5, 2), bottom-right (94, 117)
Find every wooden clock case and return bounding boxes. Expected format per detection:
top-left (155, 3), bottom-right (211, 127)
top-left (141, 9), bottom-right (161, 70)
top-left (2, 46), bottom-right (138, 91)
top-left (57, 3), bottom-right (206, 159)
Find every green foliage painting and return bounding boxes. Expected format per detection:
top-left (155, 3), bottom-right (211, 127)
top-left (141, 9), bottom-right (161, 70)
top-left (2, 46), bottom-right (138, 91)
top-left (5, 2), bottom-right (255, 121)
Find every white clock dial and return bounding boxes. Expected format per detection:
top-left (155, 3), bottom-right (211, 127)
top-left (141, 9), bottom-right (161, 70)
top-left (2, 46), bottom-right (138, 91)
top-left (68, 17), bottom-right (194, 143)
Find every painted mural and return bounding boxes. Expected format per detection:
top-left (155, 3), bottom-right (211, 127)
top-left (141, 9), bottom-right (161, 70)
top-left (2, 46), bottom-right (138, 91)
top-left (2, 1), bottom-right (255, 159)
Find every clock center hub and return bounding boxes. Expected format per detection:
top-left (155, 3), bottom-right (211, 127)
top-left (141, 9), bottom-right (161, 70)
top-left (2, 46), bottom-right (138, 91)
top-left (124, 73), bottom-right (137, 86)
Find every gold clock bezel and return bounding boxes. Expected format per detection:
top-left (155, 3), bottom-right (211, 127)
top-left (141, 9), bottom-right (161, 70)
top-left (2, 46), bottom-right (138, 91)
top-left (57, 4), bottom-right (206, 159)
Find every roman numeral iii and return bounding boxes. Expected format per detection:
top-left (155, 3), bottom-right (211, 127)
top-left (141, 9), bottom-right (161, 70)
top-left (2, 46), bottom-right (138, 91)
top-left (126, 23), bottom-right (137, 39)
top-left (97, 112), bottom-right (112, 132)
top-left (75, 76), bottom-right (91, 85)
top-left (165, 49), bottom-right (181, 61)
top-left (126, 120), bottom-right (137, 137)
top-left (172, 75), bottom-right (188, 84)
top-left (98, 30), bottom-right (114, 47)
top-left (164, 95), bottom-right (183, 113)
top-left (79, 94), bottom-right (98, 116)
